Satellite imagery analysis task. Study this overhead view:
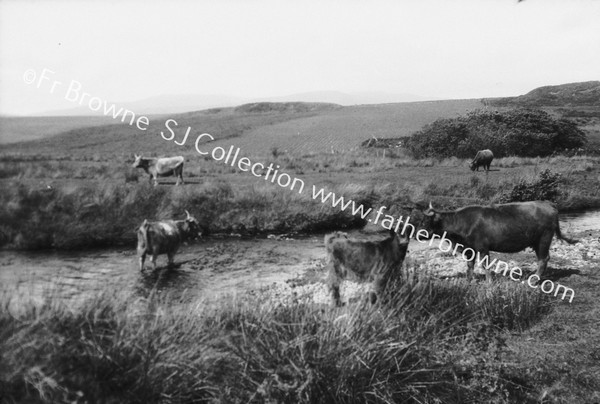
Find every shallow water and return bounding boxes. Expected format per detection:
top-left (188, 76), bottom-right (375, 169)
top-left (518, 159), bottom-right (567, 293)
top-left (559, 210), bottom-right (600, 234)
top-left (1, 210), bottom-right (598, 310)
top-left (0, 236), bottom-right (325, 310)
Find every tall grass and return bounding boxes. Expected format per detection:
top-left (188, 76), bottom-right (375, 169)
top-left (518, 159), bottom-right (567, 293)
top-left (0, 179), bottom-right (376, 249)
top-left (2, 151), bottom-right (599, 250)
top-left (0, 270), bottom-right (552, 403)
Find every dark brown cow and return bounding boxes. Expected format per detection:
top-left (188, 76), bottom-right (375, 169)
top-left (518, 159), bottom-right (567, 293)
top-left (132, 155), bottom-right (185, 186)
top-left (470, 149), bottom-right (494, 171)
top-left (137, 210), bottom-right (201, 271)
top-left (420, 201), bottom-right (578, 280)
top-left (325, 230), bottom-right (410, 306)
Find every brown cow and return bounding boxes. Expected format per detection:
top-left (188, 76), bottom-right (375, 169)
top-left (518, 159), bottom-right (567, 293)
top-left (470, 149), bottom-right (494, 171)
top-left (420, 201), bottom-right (578, 280)
top-left (137, 210), bottom-right (201, 271)
top-left (325, 230), bottom-right (410, 306)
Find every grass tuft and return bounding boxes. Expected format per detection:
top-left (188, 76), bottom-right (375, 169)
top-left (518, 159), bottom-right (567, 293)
top-left (1, 269), bottom-right (551, 403)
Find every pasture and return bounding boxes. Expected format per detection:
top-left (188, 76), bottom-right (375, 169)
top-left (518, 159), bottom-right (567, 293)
top-left (1, 99), bottom-right (600, 403)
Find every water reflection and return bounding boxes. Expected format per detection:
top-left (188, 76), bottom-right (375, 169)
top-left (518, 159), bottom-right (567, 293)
top-left (134, 265), bottom-right (196, 301)
top-left (559, 210), bottom-right (600, 234)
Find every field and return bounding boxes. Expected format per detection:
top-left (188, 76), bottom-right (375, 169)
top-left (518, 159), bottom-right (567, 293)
top-left (0, 115), bottom-right (119, 144)
top-left (1, 99), bottom-right (600, 403)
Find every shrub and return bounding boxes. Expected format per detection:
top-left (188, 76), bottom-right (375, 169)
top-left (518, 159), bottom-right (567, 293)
top-left (500, 169), bottom-right (563, 203)
top-left (407, 109), bottom-right (587, 158)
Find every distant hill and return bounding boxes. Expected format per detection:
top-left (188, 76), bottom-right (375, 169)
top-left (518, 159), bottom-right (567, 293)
top-left (233, 102), bottom-right (340, 114)
top-left (34, 91), bottom-right (431, 117)
top-left (488, 81), bottom-right (600, 107)
top-left (0, 99), bottom-right (483, 155)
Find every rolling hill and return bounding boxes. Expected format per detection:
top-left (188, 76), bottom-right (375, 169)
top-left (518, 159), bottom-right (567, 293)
top-left (488, 81), bottom-right (600, 107)
top-left (0, 100), bottom-right (482, 158)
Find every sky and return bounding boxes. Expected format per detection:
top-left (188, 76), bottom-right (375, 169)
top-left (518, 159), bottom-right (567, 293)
top-left (1, 0), bottom-right (599, 116)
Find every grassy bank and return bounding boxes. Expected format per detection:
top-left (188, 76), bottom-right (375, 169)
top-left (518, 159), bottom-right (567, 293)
top-left (1, 151), bottom-right (599, 250)
top-left (0, 180), bottom-right (367, 250)
top-left (0, 269), bottom-right (553, 403)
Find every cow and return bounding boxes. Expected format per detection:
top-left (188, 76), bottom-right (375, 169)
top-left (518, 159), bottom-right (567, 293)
top-left (419, 201), bottom-right (578, 280)
top-left (136, 210), bottom-right (201, 271)
top-left (324, 229), bottom-right (410, 306)
top-left (470, 149), bottom-right (494, 171)
top-left (132, 154), bottom-right (185, 186)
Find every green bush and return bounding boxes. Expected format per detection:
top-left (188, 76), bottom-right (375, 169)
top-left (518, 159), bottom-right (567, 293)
top-left (407, 109), bottom-right (587, 158)
top-left (500, 169), bottom-right (563, 203)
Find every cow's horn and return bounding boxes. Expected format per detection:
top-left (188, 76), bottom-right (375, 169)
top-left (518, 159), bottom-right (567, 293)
top-left (424, 201), bottom-right (435, 216)
top-left (185, 209), bottom-right (191, 218)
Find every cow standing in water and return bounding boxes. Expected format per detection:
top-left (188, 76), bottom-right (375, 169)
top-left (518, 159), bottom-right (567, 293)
top-left (137, 210), bottom-right (202, 271)
top-left (132, 154), bottom-right (185, 186)
top-left (324, 230), bottom-right (410, 306)
top-left (470, 149), bottom-right (494, 171)
top-left (420, 201), bottom-right (578, 280)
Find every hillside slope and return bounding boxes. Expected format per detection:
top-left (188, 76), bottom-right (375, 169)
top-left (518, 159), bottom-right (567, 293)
top-left (2, 100), bottom-right (482, 158)
top-left (489, 81), bottom-right (600, 107)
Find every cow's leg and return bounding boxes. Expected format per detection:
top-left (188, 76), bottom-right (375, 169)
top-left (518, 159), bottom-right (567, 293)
top-left (466, 258), bottom-right (475, 280)
top-left (371, 274), bottom-right (387, 305)
top-left (534, 234), bottom-right (553, 278)
top-left (151, 254), bottom-right (158, 270)
top-left (478, 249), bottom-right (493, 282)
top-left (327, 262), bottom-right (343, 306)
top-left (139, 252), bottom-right (146, 272)
top-left (167, 253), bottom-right (175, 268)
top-left (175, 166), bottom-right (184, 186)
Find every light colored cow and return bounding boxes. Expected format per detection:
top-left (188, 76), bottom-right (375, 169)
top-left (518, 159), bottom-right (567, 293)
top-left (137, 210), bottom-right (201, 271)
top-left (132, 154), bottom-right (185, 186)
top-left (325, 230), bottom-right (410, 306)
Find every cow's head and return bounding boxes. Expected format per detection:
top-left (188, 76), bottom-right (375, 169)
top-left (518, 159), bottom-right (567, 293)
top-left (389, 228), bottom-right (410, 251)
top-left (183, 210), bottom-right (202, 239)
top-left (132, 154), bottom-right (144, 168)
top-left (420, 202), bottom-right (444, 234)
top-left (469, 161), bottom-right (477, 171)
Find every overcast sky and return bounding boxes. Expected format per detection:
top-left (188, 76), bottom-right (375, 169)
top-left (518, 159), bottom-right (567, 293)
top-left (1, 0), bottom-right (599, 115)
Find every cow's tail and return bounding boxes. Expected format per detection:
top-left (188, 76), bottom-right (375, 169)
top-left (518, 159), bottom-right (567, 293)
top-left (555, 218), bottom-right (579, 244)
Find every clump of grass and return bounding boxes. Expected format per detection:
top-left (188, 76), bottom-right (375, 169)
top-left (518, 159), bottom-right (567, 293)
top-left (0, 179), bottom-right (374, 249)
top-left (0, 269), bottom-right (551, 403)
top-left (499, 169), bottom-right (563, 203)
